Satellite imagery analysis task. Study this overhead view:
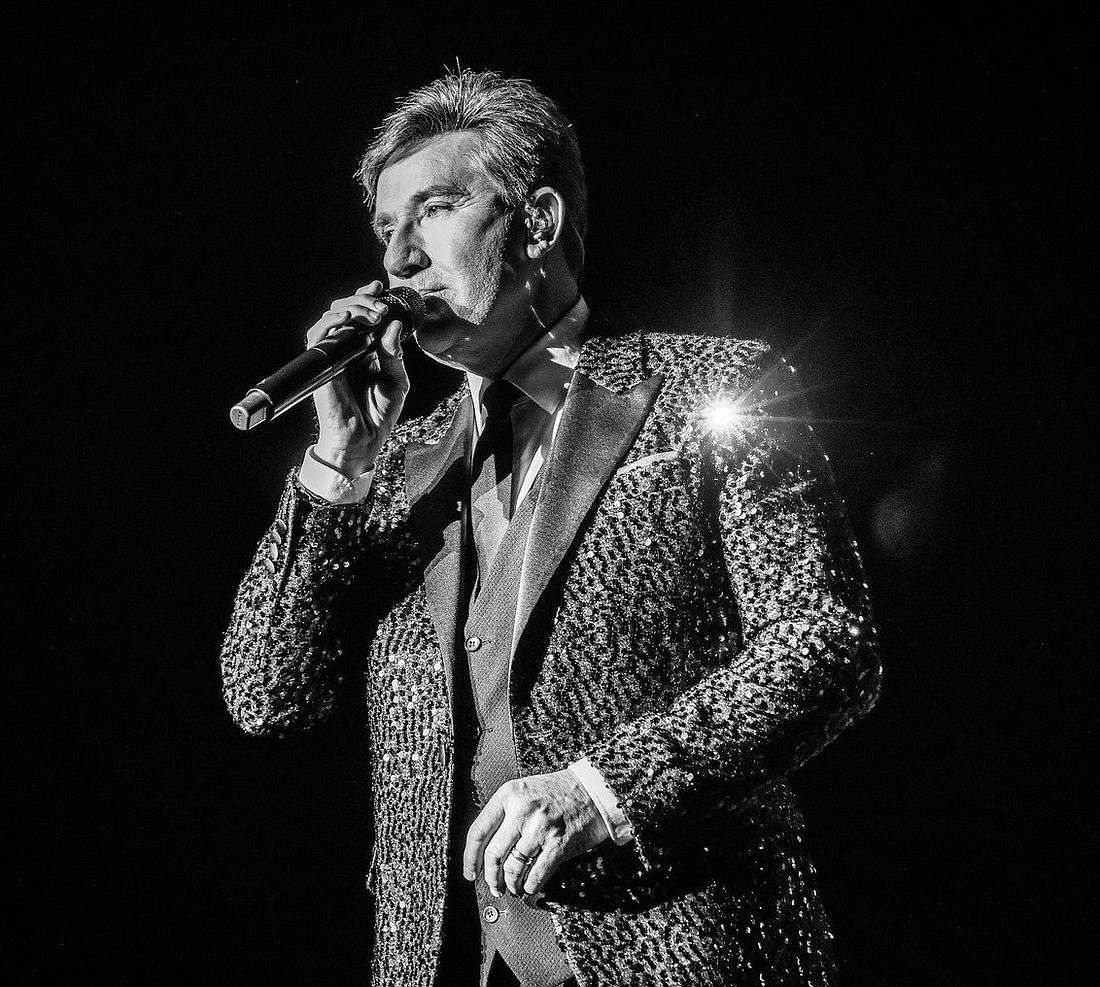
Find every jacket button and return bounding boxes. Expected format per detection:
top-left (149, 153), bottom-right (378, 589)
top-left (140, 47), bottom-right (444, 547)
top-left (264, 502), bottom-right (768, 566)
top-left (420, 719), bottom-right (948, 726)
top-left (483, 905), bottom-right (499, 923)
top-left (464, 636), bottom-right (482, 652)
top-left (262, 559), bottom-right (276, 574)
top-left (267, 543), bottom-right (279, 560)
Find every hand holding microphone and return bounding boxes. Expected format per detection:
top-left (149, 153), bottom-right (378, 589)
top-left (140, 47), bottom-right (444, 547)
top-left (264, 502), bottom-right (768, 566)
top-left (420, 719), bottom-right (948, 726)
top-left (307, 281), bottom-right (414, 478)
top-left (230, 281), bottom-right (424, 477)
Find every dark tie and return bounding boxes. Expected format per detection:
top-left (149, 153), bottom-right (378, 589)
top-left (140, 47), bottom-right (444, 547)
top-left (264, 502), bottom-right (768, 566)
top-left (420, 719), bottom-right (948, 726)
top-left (470, 379), bottom-right (521, 596)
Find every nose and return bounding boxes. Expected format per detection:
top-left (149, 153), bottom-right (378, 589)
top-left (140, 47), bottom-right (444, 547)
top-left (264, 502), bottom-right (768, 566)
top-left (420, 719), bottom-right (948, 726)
top-left (384, 220), bottom-right (430, 280)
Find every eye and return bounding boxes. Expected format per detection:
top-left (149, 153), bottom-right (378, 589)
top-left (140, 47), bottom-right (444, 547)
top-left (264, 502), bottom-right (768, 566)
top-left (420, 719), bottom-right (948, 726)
top-left (375, 227), bottom-right (393, 247)
top-left (423, 201), bottom-right (453, 219)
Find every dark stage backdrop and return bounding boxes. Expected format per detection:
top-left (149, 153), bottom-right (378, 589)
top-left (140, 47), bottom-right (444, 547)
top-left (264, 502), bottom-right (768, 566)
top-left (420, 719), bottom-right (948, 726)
top-left (5, 7), bottom-right (1090, 985)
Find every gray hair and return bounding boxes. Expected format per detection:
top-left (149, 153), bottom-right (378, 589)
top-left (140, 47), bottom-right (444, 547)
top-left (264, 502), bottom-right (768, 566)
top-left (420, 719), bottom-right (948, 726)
top-left (357, 69), bottom-right (587, 279)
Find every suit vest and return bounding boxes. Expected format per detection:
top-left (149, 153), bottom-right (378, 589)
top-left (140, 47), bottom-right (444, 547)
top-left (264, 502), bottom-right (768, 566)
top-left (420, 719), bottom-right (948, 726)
top-left (445, 475), bottom-right (574, 987)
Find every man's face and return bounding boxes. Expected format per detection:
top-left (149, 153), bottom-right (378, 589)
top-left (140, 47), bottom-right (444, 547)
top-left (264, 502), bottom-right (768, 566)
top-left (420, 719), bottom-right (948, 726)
top-left (374, 131), bottom-right (533, 376)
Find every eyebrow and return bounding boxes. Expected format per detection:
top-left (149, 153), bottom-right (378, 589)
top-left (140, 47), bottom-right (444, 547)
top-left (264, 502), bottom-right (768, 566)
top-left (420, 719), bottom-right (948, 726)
top-left (373, 181), bottom-right (469, 232)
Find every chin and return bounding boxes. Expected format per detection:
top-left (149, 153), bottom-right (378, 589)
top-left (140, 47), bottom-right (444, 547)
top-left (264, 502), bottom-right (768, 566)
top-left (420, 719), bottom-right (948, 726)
top-left (412, 295), bottom-right (495, 370)
top-left (413, 315), bottom-right (468, 363)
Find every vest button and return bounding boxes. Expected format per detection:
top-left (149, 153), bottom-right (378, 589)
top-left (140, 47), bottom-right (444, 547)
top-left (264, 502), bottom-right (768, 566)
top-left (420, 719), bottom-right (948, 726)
top-left (464, 636), bottom-right (482, 652)
top-left (483, 905), bottom-right (499, 924)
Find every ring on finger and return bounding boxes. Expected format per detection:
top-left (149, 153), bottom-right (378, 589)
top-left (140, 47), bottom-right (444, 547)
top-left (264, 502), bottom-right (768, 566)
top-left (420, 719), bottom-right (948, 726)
top-left (509, 847), bottom-right (538, 866)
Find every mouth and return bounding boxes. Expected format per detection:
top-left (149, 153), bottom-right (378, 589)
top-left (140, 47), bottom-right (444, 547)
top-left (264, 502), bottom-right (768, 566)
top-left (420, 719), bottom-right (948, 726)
top-left (417, 291), bottom-right (451, 322)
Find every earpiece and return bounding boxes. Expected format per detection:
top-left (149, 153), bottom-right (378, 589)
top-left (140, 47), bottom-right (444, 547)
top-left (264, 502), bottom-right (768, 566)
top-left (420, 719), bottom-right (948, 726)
top-left (523, 190), bottom-right (563, 255)
top-left (524, 203), bottom-right (551, 241)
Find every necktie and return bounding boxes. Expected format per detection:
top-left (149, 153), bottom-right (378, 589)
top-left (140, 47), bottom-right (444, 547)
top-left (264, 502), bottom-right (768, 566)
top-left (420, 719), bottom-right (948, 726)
top-left (470, 379), bottom-right (521, 596)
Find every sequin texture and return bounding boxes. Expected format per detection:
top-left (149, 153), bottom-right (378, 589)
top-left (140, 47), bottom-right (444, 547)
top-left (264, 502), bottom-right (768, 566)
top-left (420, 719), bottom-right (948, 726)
top-left (220, 326), bottom-right (881, 986)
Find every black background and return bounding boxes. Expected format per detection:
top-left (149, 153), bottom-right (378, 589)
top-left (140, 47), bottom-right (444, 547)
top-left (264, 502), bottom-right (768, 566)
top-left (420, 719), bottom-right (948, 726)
top-left (5, 5), bottom-right (1092, 984)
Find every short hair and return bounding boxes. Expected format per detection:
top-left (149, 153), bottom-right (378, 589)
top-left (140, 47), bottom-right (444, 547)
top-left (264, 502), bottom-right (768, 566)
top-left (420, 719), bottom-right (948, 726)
top-left (357, 68), bottom-right (587, 279)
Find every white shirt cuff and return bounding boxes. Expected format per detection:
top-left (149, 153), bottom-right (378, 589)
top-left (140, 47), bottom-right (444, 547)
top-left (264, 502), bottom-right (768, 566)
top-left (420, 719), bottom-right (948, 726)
top-left (568, 757), bottom-right (634, 845)
top-left (298, 446), bottom-right (375, 505)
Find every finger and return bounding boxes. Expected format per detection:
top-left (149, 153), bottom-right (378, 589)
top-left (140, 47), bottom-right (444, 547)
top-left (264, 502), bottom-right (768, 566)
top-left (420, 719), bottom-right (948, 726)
top-left (482, 815), bottom-right (526, 898)
top-left (305, 309), bottom-right (352, 347)
top-left (502, 832), bottom-right (543, 897)
top-left (332, 291), bottom-right (391, 313)
top-left (364, 356), bottom-right (409, 428)
top-left (522, 837), bottom-right (564, 896)
top-left (306, 305), bottom-right (389, 352)
top-left (365, 324), bottom-right (410, 423)
top-left (331, 302), bottom-right (390, 328)
top-left (377, 318), bottom-right (406, 360)
top-left (463, 801), bottom-right (505, 883)
top-left (354, 280), bottom-right (384, 296)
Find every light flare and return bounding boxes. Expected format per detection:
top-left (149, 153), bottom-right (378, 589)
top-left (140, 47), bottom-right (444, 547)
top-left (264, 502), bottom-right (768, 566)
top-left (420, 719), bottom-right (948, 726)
top-left (704, 399), bottom-right (746, 432)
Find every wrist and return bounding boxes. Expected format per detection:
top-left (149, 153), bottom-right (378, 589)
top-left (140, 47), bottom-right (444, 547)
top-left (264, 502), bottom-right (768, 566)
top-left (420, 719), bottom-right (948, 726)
top-left (568, 759), bottom-right (632, 845)
top-left (311, 443), bottom-right (377, 479)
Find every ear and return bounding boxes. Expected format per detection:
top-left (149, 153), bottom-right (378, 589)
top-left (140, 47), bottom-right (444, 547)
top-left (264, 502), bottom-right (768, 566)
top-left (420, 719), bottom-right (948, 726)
top-left (523, 186), bottom-right (566, 260)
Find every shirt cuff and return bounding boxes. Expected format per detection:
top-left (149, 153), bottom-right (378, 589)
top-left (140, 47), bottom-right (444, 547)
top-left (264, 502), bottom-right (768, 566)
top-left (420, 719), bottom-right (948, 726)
top-left (298, 446), bottom-right (375, 505)
top-left (567, 757), bottom-right (634, 845)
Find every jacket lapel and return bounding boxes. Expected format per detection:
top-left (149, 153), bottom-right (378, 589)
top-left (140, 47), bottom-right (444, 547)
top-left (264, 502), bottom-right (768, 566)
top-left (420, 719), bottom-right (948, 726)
top-left (513, 368), bottom-right (664, 654)
top-left (405, 397), bottom-right (473, 703)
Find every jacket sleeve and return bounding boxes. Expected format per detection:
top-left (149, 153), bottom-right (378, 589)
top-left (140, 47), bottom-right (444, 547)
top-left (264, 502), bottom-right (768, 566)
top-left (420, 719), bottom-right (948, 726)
top-left (583, 356), bottom-right (882, 852)
top-left (219, 470), bottom-right (376, 736)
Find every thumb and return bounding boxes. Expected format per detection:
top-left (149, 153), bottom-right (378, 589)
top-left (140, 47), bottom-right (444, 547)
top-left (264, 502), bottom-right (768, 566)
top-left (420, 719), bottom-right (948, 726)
top-left (377, 318), bottom-right (405, 360)
top-left (369, 320), bottom-right (410, 415)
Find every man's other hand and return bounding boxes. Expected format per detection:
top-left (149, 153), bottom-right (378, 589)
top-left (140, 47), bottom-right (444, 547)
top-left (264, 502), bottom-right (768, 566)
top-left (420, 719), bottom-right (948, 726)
top-left (463, 770), bottom-right (608, 897)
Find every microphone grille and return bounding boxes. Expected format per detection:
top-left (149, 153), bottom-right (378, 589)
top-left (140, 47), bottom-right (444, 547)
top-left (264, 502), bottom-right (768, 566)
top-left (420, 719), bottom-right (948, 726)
top-left (383, 286), bottom-right (426, 331)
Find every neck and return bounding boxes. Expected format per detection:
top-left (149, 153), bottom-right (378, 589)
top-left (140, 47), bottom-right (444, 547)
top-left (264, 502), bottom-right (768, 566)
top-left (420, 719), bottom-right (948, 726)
top-left (524, 261), bottom-right (579, 338)
top-left (476, 263), bottom-right (579, 380)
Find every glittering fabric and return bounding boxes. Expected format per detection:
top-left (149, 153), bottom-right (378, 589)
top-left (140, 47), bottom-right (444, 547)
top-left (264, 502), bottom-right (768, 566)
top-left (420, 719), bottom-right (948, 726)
top-left (220, 323), bottom-right (881, 987)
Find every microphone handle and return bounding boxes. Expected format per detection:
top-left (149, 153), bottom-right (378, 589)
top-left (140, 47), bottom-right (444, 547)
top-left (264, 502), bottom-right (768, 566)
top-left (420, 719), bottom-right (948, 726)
top-left (229, 330), bottom-right (375, 430)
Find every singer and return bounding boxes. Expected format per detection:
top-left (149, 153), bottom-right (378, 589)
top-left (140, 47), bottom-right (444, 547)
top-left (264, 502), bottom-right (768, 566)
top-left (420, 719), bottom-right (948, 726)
top-left (221, 69), bottom-right (881, 987)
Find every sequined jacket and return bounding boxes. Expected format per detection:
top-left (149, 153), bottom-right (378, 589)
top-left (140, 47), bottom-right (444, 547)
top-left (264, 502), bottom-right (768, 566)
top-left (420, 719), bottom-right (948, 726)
top-left (221, 325), bottom-right (881, 987)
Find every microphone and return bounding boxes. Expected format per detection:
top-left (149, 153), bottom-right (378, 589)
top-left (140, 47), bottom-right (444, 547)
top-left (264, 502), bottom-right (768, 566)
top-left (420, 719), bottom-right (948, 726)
top-left (230, 287), bottom-right (426, 430)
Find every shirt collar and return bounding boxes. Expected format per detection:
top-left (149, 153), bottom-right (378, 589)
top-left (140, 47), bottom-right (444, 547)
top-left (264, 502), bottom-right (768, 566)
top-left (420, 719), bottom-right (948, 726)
top-left (468, 296), bottom-right (588, 432)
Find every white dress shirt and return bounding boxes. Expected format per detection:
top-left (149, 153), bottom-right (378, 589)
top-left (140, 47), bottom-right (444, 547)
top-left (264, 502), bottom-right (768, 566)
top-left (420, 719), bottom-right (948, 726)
top-left (299, 296), bottom-right (632, 845)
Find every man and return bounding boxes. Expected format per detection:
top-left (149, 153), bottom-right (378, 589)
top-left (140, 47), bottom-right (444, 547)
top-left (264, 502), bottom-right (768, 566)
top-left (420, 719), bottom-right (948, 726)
top-left (221, 69), bottom-right (881, 986)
